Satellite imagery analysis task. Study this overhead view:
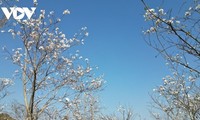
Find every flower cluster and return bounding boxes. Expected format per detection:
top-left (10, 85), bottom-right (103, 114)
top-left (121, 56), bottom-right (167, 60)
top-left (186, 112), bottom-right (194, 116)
top-left (153, 72), bottom-right (200, 117)
top-left (0, 78), bottom-right (13, 86)
top-left (143, 8), bottom-right (182, 34)
top-left (0, 78), bottom-right (13, 101)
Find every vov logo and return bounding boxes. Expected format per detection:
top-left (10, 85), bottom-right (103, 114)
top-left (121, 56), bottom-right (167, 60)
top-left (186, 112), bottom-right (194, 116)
top-left (1, 7), bottom-right (36, 20)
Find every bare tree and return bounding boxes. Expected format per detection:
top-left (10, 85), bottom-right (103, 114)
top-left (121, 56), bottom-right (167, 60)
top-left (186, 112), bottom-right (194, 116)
top-left (1, 1), bottom-right (104, 120)
top-left (99, 105), bottom-right (137, 120)
top-left (10, 102), bottom-right (26, 120)
top-left (142, 0), bottom-right (200, 119)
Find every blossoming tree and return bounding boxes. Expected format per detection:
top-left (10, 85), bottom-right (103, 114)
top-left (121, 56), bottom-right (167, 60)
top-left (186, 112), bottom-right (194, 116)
top-left (142, 0), bottom-right (200, 119)
top-left (99, 105), bottom-right (135, 120)
top-left (0, 0), bottom-right (104, 120)
top-left (0, 78), bottom-right (13, 112)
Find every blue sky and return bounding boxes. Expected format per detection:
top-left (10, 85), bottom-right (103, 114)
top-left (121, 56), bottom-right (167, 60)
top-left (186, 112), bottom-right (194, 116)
top-left (0, 0), bottom-right (184, 118)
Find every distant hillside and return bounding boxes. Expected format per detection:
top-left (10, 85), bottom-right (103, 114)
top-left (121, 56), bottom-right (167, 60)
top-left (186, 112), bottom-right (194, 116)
top-left (0, 113), bottom-right (15, 120)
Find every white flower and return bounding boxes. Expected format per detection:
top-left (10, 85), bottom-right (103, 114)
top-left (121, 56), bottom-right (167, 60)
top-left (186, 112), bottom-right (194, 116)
top-left (185, 11), bottom-right (191, 16)
top-left (86, 67), bottom-right (92, 73)
top-left (14, 70), bottom-right (19, 73)
top-left (195, 4), bottom-right (200, 10)
top-left (85, 32), bottom-right (89, 36)
top-left (49, 11), bottom-right (54, 15)
top-left (188, 76), bottom-right (195, 82)
top-left (176, 21), bottom-right (180, 24)
top-left (65, 98), bottom-right (70, 102)
top-left (0, 78), bottom-right (13, 86)
top-left (148, 8), bottom-right (155, 13)
top-left (57, 18), bottom-right (61, 22)
top-left (12, 32), bottom-right (16, 38)
top-left (8, 29), bottom-right (13, 33)
top-left (155, 19), bottom-right (161, 25)
top-left (85, 58), bottom-right (89, 62)
top-left (17, 31), bottom-right (21, 35)
top-left (39, 46), bottom-right (44, 50)
top-left (79, 56), bottom-right (83, 59)
top-left (150, 27), bottom-right (156, 33)
top-left (60, 34), bottom-right (65, 38)
top-left (188, 7), bottom-right (192, 11)
top-left (81, 27), bottom-right (87, 31)
top-left (63, 9), bottom-right (70, 15)
top-left (40, 10), bottom-right (45, 14)
top-left (167, 20), bottom-right (173, 24)
top-left (159, 86), bottom-right (165, 91)
top-left (39, 14), bottom-right (45, 19)
top-left (158, 9), bottom-right (164, 15)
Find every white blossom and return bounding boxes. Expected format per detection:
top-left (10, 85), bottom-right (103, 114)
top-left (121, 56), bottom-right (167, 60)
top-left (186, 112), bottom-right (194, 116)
top-left (63, 9), bottom-right (70, 15)
top-left (57, 18), bottom-right (61, 22)
top-left (65, 98), bottom-right (70, 102)
top-left (195, 4), bottom-right (200, 10)
top-left (185, 11), bottom-right (191, 16)
top-left (85, 32), bottom-right (89, 36)
top-left (188, 76), bottom-right (195, 82)
top-left (158, 8), bottom-right (165, 15)
top-left (0, 78), bottom-right (13, 86)
top-left (176, 20), bottom-right (180, 24)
